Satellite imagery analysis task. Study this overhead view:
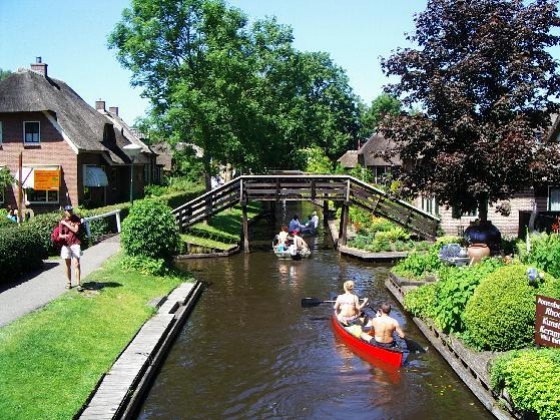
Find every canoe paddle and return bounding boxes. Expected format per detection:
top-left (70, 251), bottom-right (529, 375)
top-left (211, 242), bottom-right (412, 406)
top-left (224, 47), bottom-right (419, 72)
top-left (301, 297), bottom-right (336, 307)
top-left (301, 297), bottom-right (367, 308)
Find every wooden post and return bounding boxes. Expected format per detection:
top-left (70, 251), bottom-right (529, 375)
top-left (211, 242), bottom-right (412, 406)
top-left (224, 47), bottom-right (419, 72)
top-left (242, 202), bottom-right (250, 253)
top-left (323, 201), bottom-right (329, 226)
top-left (17, 152), bottom-right (23, 223)
top-left (339, 202), bottom-right (349, 246)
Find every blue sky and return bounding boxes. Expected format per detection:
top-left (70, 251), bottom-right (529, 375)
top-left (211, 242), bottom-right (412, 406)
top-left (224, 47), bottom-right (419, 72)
top-left (1, 1), bottom-right (426, 124)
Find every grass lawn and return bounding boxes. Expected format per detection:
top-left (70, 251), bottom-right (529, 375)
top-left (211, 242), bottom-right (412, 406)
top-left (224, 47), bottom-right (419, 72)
top-left (0, 252), bottom-right (192, 420)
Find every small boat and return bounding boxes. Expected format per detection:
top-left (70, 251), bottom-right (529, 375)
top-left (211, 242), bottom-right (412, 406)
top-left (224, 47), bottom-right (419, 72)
top-left (272, 236), bottom-right (311, 260)
top-left (331, 314), bottom-right (405, 367)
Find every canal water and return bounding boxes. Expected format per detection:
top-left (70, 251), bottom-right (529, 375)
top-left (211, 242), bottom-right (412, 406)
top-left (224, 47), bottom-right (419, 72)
top-left (136, 205), bottom-right (494, 420)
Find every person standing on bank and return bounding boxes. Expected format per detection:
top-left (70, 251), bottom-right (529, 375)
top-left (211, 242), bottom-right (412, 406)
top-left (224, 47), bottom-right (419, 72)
top-left (59, 205), bottom-right (83, 292)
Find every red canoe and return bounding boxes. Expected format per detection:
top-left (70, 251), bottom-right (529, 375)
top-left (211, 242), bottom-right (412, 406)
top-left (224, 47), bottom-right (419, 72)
top-left (331, 314), bottom-right (404, 367)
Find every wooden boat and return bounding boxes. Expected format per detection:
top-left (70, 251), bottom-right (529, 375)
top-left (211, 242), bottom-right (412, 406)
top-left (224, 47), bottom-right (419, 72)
top-left (331, 314), bottom-right (405, 367)
top-left (273, 243), bottom-right (311, 260)
top-left (272, 235), bottom-right (311, 260)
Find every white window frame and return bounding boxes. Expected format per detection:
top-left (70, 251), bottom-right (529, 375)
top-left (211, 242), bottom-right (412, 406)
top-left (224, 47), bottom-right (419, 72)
top-left (421, 196), bottom-right (439, 216)
top-left (23, 121), bottom-right (40, 144)
top-left (549, 186), bottom-right (560, 211)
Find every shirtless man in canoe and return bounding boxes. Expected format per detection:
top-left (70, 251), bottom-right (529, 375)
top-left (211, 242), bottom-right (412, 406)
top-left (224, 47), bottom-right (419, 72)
top-left (361, 302), bottom-right (405, 348)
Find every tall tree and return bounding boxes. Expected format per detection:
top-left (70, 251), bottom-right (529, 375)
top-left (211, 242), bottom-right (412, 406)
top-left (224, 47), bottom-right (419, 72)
top-left (360, 93), bottom-right (401, 140)
top-left (0, 69), bottom-right (11, 82)
top-left (380, 0), bottom-right (560, 222)
top-left (108, 0), bottom-right (360, 183)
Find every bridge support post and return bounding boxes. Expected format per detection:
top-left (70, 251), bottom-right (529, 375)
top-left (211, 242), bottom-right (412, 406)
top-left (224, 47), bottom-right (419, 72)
top-left (242, 202), bottom-right (250, 253)
top-left (323, 201), bottom-right (329, 226)
top-left (339, 202), bottom-right (350, 246)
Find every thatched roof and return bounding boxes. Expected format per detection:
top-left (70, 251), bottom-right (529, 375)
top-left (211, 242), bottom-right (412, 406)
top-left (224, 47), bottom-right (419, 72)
top-left (337, 150), bottom-right (359, 169)
top-left (99, 106), bottom-right (154, 164)
top-left (0, 68), bottom-right (135, 165)
top-left (151, 142), bottom-right (173, 171)
top-left (358, 133), bottom-right (402, 167)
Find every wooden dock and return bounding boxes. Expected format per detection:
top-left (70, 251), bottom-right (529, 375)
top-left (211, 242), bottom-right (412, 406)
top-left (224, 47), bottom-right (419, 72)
top-left (78, 281), bottom-right (204, 419)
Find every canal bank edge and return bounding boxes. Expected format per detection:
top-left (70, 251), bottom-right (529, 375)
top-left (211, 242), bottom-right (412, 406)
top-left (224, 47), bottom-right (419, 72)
top-left (385, 273), bottom-right (515, 420)
top-left (77, 280), bottom-right (204, 420)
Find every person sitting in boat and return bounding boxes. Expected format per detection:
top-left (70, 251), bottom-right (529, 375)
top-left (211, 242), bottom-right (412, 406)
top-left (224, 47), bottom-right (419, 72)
top-left (289, 230), bottom-right (309, 255)
top-left (302, 211), bottom-right (319, 234)
top-left (275, 225), bottom-right (290, 252)
top-left (288, 214), bottom-right (305, 234)
top-left (360, 303), bottom-right (406, 349)
top-left (334, 280), bottom-right (369, 325)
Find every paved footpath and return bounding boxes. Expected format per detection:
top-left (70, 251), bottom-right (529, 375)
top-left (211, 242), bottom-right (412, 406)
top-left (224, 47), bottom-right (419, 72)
top-left (0, 236), bottom-right (120, 328)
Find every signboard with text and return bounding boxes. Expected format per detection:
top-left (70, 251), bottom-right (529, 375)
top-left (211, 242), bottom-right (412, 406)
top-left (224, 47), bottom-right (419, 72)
top-left (535, 294), bottom-right (560, 348)
top-left (33, 169), bottom-right (60, 191)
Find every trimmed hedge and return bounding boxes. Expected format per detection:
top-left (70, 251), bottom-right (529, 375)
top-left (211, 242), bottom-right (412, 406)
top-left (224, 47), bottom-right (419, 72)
top-left (463, 263), bottom-right (560, 351)
top-left (0, 223), bottom-right (47, 283)
top-left (490, 349), bottom-right (560, 420)
top-left (121, 199), bottom-right (180, 260)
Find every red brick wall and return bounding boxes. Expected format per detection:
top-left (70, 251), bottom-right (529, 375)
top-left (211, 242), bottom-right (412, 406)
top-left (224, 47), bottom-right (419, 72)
top-left (0, 112), bottom-right (78, 213)
top-left (415, 189), bottom-right (538, 239)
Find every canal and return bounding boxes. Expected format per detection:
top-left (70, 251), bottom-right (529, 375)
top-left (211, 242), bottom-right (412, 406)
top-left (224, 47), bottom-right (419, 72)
top-left (136, 205), bottom-right (494, 420)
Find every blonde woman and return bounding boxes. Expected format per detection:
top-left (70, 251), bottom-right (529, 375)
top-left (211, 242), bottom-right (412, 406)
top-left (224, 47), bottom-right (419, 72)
top-left (334, 280), bottom-right (369, 324)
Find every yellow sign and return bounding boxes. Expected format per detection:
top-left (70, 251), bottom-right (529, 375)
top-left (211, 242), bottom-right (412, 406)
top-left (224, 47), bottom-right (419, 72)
top-left (34, 169), bottom-right (60, 191)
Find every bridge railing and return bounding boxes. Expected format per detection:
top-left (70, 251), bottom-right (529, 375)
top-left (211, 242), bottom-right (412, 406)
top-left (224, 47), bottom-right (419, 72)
top-left (172, 174), bottom-right (440, 239)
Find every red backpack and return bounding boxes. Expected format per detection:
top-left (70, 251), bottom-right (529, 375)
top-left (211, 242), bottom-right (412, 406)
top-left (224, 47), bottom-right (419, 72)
top-left (51, 225), bottom-right (65, 248)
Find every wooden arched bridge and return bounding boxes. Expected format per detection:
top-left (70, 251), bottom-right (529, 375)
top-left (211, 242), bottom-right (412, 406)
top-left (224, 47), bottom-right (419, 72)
top-left (172, 174), bottom-right (440, 251)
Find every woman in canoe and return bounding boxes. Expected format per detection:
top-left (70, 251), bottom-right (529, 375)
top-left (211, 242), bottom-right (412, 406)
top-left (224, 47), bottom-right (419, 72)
top-left (333, 280), bottom-right (369, 325)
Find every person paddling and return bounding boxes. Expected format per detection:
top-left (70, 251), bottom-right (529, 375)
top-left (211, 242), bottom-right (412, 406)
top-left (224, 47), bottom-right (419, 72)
top-left (361, 303), bottom-right (405, 348)
top-left (334, 280), bottom-right (369, 325)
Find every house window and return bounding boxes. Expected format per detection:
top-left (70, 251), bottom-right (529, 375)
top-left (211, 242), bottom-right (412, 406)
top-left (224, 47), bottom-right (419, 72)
top-left (549, 187), bottom-right (560, 211)
top-left (421, 196), bottom-right (439, 216)
top-left (374, 166), bottom-right (386, 184)
top-left (24, 121), bottom-right (40, 144)
top-left (20, 165), bottom-right (60, 204)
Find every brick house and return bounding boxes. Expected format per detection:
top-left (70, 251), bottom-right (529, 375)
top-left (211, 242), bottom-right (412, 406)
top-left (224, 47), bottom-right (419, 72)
top-left (0, 58), bottom-right (155, 213)
top-left (338, 127), bottom-right (560, 239)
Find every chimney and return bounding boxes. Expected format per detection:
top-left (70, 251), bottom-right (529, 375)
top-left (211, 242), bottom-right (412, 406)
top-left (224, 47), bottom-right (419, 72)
top-left (95, 100), bottom-right (106, 111)
top-left (30, 56), bottom-right (48, 77)
top-left (109, 106), bottom-right (119, 117)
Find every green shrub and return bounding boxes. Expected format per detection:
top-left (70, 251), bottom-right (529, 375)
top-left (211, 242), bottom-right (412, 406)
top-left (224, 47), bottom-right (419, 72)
top-left (518, 232), bottom-right (560, 279)
top-left (0, 223), bottom-right (47, 283)
top-left (463, 263), bottom-right (560, 351)
top-left (391, 236), bottom-right (465, 279)
top-left (433, 258), bottom-right (503, 333)
top-left (121, 199), bottom-right (180, 260)
top-left (403, 282), bottom-right (439, 320)
top-left (490, 349), bottom-right (560, 420)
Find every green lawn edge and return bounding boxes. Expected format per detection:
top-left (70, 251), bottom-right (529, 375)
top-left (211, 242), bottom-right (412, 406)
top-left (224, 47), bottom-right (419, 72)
top-left (0, 251), bottom-right (193, 420)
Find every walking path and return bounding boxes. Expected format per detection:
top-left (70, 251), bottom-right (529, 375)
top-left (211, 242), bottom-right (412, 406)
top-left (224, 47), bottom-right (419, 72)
top-left (0, 235), bottom-right (121, 328)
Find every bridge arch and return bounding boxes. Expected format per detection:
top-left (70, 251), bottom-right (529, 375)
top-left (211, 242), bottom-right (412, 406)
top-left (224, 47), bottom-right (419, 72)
top-left (172, 174), bottom-right (440, 251)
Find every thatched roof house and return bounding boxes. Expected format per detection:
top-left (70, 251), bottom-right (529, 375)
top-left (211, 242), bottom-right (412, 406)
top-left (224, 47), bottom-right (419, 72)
top-left (0, 58), bottom-right (154, 210)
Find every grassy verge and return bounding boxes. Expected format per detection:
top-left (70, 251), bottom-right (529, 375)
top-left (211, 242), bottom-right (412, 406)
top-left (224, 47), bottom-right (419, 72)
top-left (0, 252), bottom-right (192, 420)
top-left (182, 202), bottom-right (262, 250)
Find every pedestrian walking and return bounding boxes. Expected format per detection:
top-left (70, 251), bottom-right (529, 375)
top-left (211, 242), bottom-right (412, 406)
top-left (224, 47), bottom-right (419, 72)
top-left (59, 205), bottom-right (83, 292)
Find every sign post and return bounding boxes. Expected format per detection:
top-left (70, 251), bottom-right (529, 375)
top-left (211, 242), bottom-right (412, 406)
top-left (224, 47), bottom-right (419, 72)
top-left (535, 295), bottom-right (560, 348)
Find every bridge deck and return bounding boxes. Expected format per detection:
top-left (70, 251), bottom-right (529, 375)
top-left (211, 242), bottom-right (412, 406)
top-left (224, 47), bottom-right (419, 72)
top-left (172, 175), bottom-right (439, 240)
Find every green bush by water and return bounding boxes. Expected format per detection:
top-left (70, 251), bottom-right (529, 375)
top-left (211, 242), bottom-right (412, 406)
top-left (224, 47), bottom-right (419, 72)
top-left (121, 199), bottom-right (180, 261)
top-left (463, 263), bottom-right (560, 351)
top-left (491, 349), bottom-right (560, 420)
